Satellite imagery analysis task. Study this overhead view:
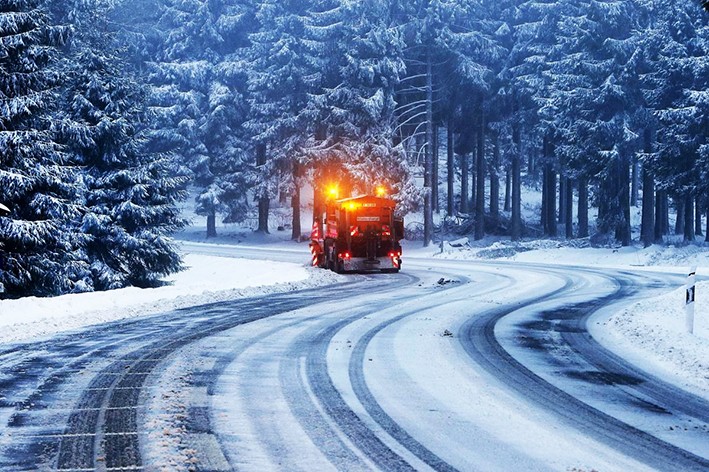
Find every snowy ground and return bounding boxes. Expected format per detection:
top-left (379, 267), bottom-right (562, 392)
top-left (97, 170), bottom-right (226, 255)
top-left (0, 252), bottom-right (341, 344)
top-left (1, 208), bottom-right (707, 399)
top-left (432, 236), bottom-right (709, 396)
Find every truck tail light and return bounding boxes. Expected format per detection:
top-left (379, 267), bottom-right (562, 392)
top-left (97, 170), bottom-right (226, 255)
top-left (339, 252), bottom-right (351, 260)
top-left (350, 226), bottom-right (359, 237)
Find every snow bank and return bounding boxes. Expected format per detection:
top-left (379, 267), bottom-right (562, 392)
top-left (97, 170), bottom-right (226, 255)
top-left (595, 281), bottom-right (709, 396)
top-left (427, 238), bottom-right (709, 397)
top-left (431, 237), bottom-right (709, 271)
top-left (0, 254), bottom-right (341, 344)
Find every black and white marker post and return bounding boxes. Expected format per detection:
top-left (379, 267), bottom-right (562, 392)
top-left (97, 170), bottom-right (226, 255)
top-left (685, 265), bottom-right (696, 334)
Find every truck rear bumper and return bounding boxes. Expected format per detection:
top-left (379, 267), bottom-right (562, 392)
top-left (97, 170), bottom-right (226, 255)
top-left (341, 256), bottom-right (401, 272)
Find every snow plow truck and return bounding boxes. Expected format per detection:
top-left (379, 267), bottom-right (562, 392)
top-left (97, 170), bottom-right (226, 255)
top-left (309, 192), bottom-right (403, 273)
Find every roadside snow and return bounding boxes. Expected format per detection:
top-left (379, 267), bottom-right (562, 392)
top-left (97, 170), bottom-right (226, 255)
top-left (592, 281), bottom-right (709, 397)
top-left (429, 238), bottom-right (709, 397)
top-left (1, 226), bottom-right (707, 402)
top-left (0, 254), bottom-right (341, 344)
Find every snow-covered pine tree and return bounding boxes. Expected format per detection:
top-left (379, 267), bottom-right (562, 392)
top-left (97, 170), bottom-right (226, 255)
top-left (56, 0), bottom-right (186, 290)
top-left (201, 1), bottom-right (253, 230)
top-left (306, 1), bottom-right (415, 213)
top-left (550, 0), bottom-right (641, 245)
top-left (393, 0), bottom-right (498, 245)
top-left (500, 0), bottom-right (564, 239)
top-left (0, 0), bottom-right (86, 297)
top-left (149, 0), bottom-right (218, 235)
top-left (148, 0), bottom-right (254, 238)
top-left (244, 0), bottom-right (322, 236)
top-left (648, 0), bottom-right (709, 241)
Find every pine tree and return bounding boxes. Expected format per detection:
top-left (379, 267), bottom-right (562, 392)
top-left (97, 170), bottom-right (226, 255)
top-left (308, 1), bottom-right (414, 212)
top-left (144, 0), bottom-right (254, 238)
top-left (0, 0), bottom-right (85, 296)
top-left (648, 0), bottom-right (709, 241)
top-left (548, 0), bottom-right (642, 245)
top-left (244, 0), bottom-right (322, 234)
top-left (57, 0), bottom-right (186, 290)
top-left (393, 0), bottom-right (498, 245)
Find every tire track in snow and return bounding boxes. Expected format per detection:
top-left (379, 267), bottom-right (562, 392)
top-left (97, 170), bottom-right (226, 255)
top-left (1, 281), bottom-right (355, 470)
top-left (345, 269), bottom-right (517, 472)
top-left (279, 272), bottom-right (422, 471)
top-left (460, 265), bottom-right (709, 472)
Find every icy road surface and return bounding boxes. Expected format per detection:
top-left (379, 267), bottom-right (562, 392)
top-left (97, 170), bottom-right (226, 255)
top-left (0, 244), bottom-right (707, 471)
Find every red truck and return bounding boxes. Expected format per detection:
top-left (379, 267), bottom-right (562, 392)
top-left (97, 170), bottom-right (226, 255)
top-left (310, 194), bottom-right (403, 273)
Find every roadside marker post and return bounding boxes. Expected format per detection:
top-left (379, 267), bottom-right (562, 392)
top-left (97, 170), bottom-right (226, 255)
top-left (685, 266), bottom-right (696, 334)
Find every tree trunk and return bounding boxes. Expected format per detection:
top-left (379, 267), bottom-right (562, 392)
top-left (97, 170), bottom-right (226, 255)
top-left (663, 192), bottom-right (670, 235)
top-left (256, 143), bottom-right (270, 233)
top-left (461, 152), bottom-right (469, 214)
top-left (542, 134), bottom-right (557, 237)
top-left (654, 190), bottom-right (665, 241)
top-left (641, 166), bottom-right (655, 247)
top-left (206, 212), bottom-right (217, 238)
top-left (546, 166), bottom-right (557, 237)
top-left (578, 178), bottom-right (589, 238)
top-left (675, 197), bottom-right (684, 235)
top-left (706, 207), bottom-right (709, 242)
top-left (504, 168), bottom-right (511, 212)
top-left (432, 124), bottom-right (439, 214)
top-left (640, 130), bottom-right (654, 247)
top-left (470, 137), bottom-right (476, 214)
top-left (511, 154), bottom-right (521, 240)
top-left (423, 50), bottom-right (433, 247)
top-left (684, 194), bottom-right (694, 241)
top-left (549, 169), bottom-right (557, 237)
top-left (447, 121), bottom-right (454, 217)
top-left (291, 161), bottom-right (301, 241)
top-left (560, 176), bottom-right (566, 221)
top-left (631, 157), bottom-right (639, 207)
top-left (565, 179), bottom-right (573, 238)
top-left (474, 112), bottom-right (485, 240)
top-left (510, 94), bottom-right (522, 240)
top-left (695, 197), bottom-right (703, 237)
top-left (617, 154), bottom-right (631, 246)
top-left (490, 132), bottom-right (500, 220)
top-left (541, 164), bottom-right (548, 230)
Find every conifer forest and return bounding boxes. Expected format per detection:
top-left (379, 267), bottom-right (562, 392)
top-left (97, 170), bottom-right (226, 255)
top-left (1, 0), bottom-right (708, 297)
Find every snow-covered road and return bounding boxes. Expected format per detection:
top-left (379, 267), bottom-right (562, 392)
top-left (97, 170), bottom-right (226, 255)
top-left (0, 245), bottom-right (707, 471)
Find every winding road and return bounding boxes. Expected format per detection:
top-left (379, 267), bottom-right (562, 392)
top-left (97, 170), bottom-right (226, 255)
top-left (0, 243), bottom-right (707, 471)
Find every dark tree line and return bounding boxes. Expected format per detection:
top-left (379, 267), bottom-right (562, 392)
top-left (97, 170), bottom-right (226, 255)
top-left (1, 0), bottom-right (707, 296)
top-left (118, 0), bottom-right (708, 248)
top-left (0, 0), bottom-right (185, 297)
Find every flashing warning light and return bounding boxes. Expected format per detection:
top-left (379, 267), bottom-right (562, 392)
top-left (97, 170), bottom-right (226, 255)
top-left (327, 186), bottom-right (339, 199)
top-left (375, 185), bottom-right (387, 197)
top-left (348, 202), bottom-right (358, 210)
